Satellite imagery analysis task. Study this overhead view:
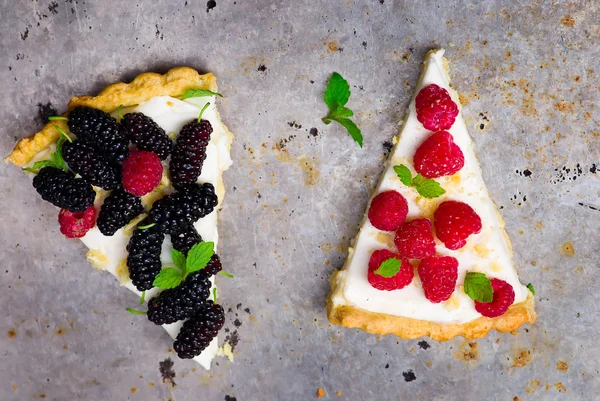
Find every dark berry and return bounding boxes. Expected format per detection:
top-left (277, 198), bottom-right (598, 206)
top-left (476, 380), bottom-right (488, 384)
top-left (121, 150), bottom-right (163, 196)
top-left (63, 140), bottom-right (120, 189)
top-left (126, 218), bottom-right (165, 291)
top-left (97, 189), bottom-right (144, 236)
top-left (148, 183), bottom-right (218, 234)
top-left (67, 106), bottom-right (129, 164)
top-left (122, 113), bottom-right (172, 159)
top-left (171, 223), bottom-right (202, 255)
top-left (169, 119), bottom-right (212, 189)
top-left (173, 301), bottom-right (225, 359)
top-left (32, 167), bottom-right (96, 212)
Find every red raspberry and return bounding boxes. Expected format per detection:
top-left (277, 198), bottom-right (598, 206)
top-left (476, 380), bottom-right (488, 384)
top-left (415, 83), bottom-right (459, 131)
top-left (368, 190), bottom-right (408, 231)
top-left (434, 200), bottom-right (482, 250)
top-left (394, 218), bottom-right (436, 259)
top-left (121, 150), bottom-right (163, 196)
top-left (58, 206), bottom-right (97, 238)
top-left (367, 249), bottom-right (414, 291)
top-left (413, 131), bottom-right (464, 178)
top-left (418, 256), bottom-right (458, 303)
top-left (474, 278), bottom-right (515, 318)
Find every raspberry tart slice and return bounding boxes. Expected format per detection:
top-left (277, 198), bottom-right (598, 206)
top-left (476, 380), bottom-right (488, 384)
top-left (6, 68), bottom-right (234, 368)
top-left (327, 49), bottom-right (536, 341)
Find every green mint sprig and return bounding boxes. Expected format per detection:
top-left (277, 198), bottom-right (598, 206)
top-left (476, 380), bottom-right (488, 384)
top-left (153, 242), bottom-right (215, 289)
top-left (374, 257), bottom-right (402, 278)
top-left (181, 89), bottom-right (223, 100)
top-left (322, 72), bottom-right (363, 147)
top-left (464, 272), bottom-right (493, 303)
top-left (526, 283), bottom-right (535, 295)
top-left (22, 135), bottom-right (68, 174)
top-left (393, 164), bottom-right (446, 199)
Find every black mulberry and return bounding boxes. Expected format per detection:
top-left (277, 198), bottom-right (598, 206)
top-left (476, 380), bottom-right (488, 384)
top-left (121, 113), bottom-right (172, 159)
top-left (171, 223), bottom-right (202, 255)
top-left (173, 301), bottom-right (225, 359)
top-left (126, 218), bottom-right (165, 291)
top-left (32, 167), bottom-right (95, 212)
top-left (169, 119), bottom-right (212, 189)
top-left (97, 189), bottom-right (144, 236)
top-left (63, 140), bottom-right (120, 189)
top-left (67, 106), bottom-right (129, 164)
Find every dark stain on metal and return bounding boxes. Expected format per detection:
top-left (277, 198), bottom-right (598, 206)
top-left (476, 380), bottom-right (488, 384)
top-left (402, 369), bottom-right (416, 382)
top-left (207, 0), bottom-right (217, 12)
top-left (36, 102), bottom-right (57, 127)
top-left (418, 340), bottom-right (431, 350)
top-left (159, 358), bottom-right (177, 387)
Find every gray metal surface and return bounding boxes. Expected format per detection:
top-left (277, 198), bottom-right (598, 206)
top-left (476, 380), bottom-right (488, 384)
top-left (1, 1), bottom-right (598, 400)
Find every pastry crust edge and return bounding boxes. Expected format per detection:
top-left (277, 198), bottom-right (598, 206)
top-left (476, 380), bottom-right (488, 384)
top-left (325, 48), bottom-right (537, 340)
top-left (5, 67), bottom-right (229, 167)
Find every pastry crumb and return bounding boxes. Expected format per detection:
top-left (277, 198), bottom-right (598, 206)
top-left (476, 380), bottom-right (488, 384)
top-left (86, 250), bottom-right (108, 270)
top-left (336, 391), bottom-right (342, 396)
top-left (316, 388), bottom-right (325, 398)
top-left (217, 343), bottom-right (234, 362)
top-left (116, 259), bottom-right (130, 285)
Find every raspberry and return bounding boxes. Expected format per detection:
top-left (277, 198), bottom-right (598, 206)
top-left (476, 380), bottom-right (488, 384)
top-left (173, 301), bottom-right (225, 359)
top-left (367, 249), bottom-right (414, 291)
top-left (474, 278), bottom-right (515, 318)
top-left (67, 106), bottom-right (129, 164)
top-left (121, 150), bottom-right (163, 196)
top-left (122, 113), bottom-right (172, 160)
top-left (58, 206), bottom-right (97, 238)
top-left (418, 256), bottom-right (458, 303)
top-left (32, 167), bottom-right (96, 212)
top-left (126, 218), bottom-right (165, 291)
top-left (415, 83), bottom-right (459, 131)
top-left (170, 119), bottom-right (212, 189)
top-left (434, 200), bottom-right (482, 250)
top-left (394, 218), bottom-right (436, 259)
top-left (97, 189), bottom-right (145, 236)
top-left (148, 183), bottom-right (218, 234)
top-left (413, 131), bottom-right (464, 178)
top-left (63, 140), bottom-right (120, 190)
top-left (367, 190), bottom-right (408, 231)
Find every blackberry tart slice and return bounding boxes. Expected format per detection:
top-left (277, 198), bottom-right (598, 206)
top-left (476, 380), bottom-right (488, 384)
top-left (6, 68), bottom-right (234, 369)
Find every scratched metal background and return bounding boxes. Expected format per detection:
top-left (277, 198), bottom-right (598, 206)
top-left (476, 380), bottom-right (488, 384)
top-left (1, 1), bottom-right (599, 400)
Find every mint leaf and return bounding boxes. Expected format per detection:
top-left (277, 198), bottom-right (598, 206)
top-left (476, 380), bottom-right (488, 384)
top-left (412, 174), bottom-right (424, 187)
top-left (374, 257), bottom-right (401, 278)
top-left (140, 290), bottom-right (146, 304)
top-left (332, 106), bottom-right (354, 119)
top-left (172, 249), bottom-right (186, 271)
top-left (526, 283), bottom-right (535, 295)
top-left (336, 118), bottom-right (363, 148)
top-left (185, 241), bottom-right (214, 275)
top-left (126, 307), bottom-right (147, 315)
top-left (394, 164), bottom-right (412, 186)
top-left (23, 137), bottom-right (68, 174)
top-left (48, 116), bottom-right (67, 121)
top-left (324, 72), bottom-right (350, 109)
top-left (414, 179), bottom-right (446, 199)
top-left (213, 287), bottom-right (217, 302)
top-left (181, 89), bottom-right (223, 100)
top-left (153, 268), bottom-right (183, 289)
top-left (220, 271), bottom-right (234, 278)
top-left (464, 272), bottom-right (493, 303)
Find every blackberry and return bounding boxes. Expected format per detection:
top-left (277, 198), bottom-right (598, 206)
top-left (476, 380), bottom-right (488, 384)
top-left (146, 270), bottom-right (212, 325)
top-left (63, 140), bottom-right (120, 190)
top-left (148, 183), bottom-right (218, 234)
top-left (67, 106), bottom-right (129, 164)
top-left (97, 189), bottom-right (144, 236)
top-left (32, 167), bottom-right (95, 212)
top-left (126, 218), bottom-right (165, 291)
top-left (122, 113), bottom-right (172, 159)
top-left (173, 301), bottom-right (225, 359)
top-left (171, 223), bottom-right (202, 255)
top-left (169, 119), bottom-right (212, 189)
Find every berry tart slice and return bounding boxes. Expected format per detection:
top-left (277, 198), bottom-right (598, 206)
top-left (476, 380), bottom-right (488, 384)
top-left (6, 68), bottom-right (234, 369)
top-left (327, 49), bottom-right (536, 340)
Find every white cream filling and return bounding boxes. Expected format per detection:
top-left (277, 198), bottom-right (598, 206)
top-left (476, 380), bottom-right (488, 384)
top-left (332, 49), bottom-right (528, 324)
top-left (28, 96), bottom-right (231, 369)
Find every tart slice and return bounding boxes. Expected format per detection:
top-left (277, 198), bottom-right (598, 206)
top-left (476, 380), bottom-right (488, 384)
top-left (6, 68), bottom-right (234, 369)
top-left (327, 49), bottom-right (536, 340)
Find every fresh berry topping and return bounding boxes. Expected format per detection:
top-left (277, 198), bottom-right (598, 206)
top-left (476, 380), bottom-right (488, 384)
top-left (121, 113), bottom-right (172, 160)
top-left (434, 200), bottom-right (482, 250)
top-left (418, 256), bottom-right (459, 303)
top-left (32, 167), bottom-right (96, 212)
top-left (63, 140), bottom-right (120, 190)
top-left (58, 206), bottom-right (97, 238)
top-left (394, 218), bottom-right (436, 259)
top-left (413, 131), bottom-right (465, 178)
top-left (171, 223), bottom-right (203, 255)
top-left (121, 150), bottom-right (163, 196)
top-left (126, 218), bottom-right (165, 291)
top-left (67, 106), bottom-right (129, 164)
top-left (148, 183), bottom-right (218, 235)
top-left (474, 278), bottom-right (515, 318)
top-left (367, 190), bottom-right (408, 231)
top-left (97, 189), bottom-right (145, 236)
top-left (173, 301), bottom-right (225, 359)
top-left (415, 84), bottom-right (459, 131)
top-left (170, 119), bottom-right (212, 189)
top-left (367, 249), bottom-right (414, 291)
